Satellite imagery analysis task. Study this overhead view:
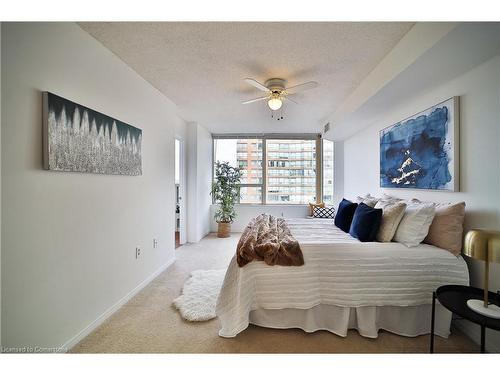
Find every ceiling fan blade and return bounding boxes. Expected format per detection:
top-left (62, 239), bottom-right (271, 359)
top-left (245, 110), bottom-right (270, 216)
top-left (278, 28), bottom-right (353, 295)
top-left (285, 81), bottom-right (319, 94)
top-left (284, 96), bottom-right (299, 104)
top-left (244, 78), bottom-right (270, 92)
top-left (242, 96), bottom-right (268, 105)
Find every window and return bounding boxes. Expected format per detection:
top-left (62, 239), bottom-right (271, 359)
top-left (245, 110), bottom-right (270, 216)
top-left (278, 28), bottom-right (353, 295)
top-left (213, 135), bottom-right (333, 205)
top-left (322, 139), bottom-right (334, 205)
top-left (266, 139), bottom-right (316, 204)
top-left (213, 138), bottom-right (263, 204)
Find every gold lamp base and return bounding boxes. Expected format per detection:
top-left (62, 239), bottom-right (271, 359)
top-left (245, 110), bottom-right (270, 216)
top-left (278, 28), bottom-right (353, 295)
top-left (467, 299), bottom-right (500, 319)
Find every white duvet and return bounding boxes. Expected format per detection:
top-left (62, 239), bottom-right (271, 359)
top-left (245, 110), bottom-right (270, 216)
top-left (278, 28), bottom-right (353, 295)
top-left (215, 218), bottom-right (469, 337)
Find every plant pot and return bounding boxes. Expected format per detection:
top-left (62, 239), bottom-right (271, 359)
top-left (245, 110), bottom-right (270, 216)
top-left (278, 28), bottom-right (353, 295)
top-left (217, 222), bottom-right (231, 238)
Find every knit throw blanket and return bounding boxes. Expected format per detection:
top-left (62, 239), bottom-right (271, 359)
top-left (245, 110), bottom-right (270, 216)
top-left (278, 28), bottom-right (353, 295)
top-left (236, 214), bottom-right (304, 267)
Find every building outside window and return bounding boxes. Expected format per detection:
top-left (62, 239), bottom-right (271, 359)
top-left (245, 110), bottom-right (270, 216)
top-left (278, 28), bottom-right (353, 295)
top-left (266, 139), bottom-right (316, 204)
top-left (322, 139), bottom-right (334, 205)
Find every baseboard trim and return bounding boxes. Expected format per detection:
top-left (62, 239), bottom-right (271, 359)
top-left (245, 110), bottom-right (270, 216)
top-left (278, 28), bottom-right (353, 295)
top-left (453, 319), bottom-right (500, 353)
top-left (62, 257), bottom-right (175, 352)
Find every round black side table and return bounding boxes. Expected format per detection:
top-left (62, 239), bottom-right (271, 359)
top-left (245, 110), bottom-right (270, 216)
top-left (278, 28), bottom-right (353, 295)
top-left (430, 285), bottom-right (500, 353)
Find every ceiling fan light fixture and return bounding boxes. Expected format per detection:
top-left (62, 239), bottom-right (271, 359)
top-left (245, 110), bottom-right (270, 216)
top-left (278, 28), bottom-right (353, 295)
top-left (268, 97), bottom-right (282, 111)
top-left (243, 77), bottom-right (318, 111)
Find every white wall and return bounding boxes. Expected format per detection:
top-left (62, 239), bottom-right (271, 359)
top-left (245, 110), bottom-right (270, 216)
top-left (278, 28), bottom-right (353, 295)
top-left (332, 141), bottom-right (344, 205)
top-left (186, 123), bottom-right (197, 241)
top-left (186, 122), bottom-right (212, 242)
top-left (343, 53), bottom-right (500, 352)
top-left (210, 204), bottom-right (310, 233)
top-left (174, 120), bottom-right (188, 244)
top-left (197, 125), bottom-right (213, 238)
top-left (1, 23), bottom-right (186, 350)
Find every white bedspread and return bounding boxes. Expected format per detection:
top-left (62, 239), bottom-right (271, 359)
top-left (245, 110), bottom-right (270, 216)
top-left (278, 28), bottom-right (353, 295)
top-left (216, 218), bottom-right (469, 338)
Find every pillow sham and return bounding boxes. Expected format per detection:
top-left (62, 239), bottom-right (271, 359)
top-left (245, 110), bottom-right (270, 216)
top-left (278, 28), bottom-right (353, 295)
top-left (422, 201), bottom-right (466, 256)
top-left (335, 199), bottom-right (358, 233)
top-left (349, 203), bottom-right (383, 242)
top-left (393, 202), bottom-right (436, 247)
top-left (308, 202), bottom-right (325, 216)
top-left (374, 200), bottom-right (407, 242)
top-left (313, 206), bottom-right (336, 219)
top-left (355, 194), bottom-right (379, 208)
top-left (381, 193), bottom-right (403, 202)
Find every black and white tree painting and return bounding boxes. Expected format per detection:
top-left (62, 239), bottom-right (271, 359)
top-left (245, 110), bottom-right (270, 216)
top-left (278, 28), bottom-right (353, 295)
top-left (43, 92), bottom-right (142, 176)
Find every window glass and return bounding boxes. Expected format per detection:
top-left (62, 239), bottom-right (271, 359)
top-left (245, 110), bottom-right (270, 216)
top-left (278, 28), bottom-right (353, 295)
top-left (214, 139), bottom-right (263, 185)
top-left (214, 139), bottom-right (263, 203)
top-left (266, 139), bottom-right (317, 204)
top-left (322, 139), bottom-right (334, 205)
top-left (213, 137), bottom-right (331, 205)
top-left (239, 186), bottom-right (262, 204)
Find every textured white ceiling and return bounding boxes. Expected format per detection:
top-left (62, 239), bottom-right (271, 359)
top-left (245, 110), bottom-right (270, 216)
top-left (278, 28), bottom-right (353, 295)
top-left (79, 22), bottom-right (413, 133)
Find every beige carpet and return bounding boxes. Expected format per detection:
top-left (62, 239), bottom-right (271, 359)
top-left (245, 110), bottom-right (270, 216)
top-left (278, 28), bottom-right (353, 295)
top-left (71, 233), bottom-right (478, 353)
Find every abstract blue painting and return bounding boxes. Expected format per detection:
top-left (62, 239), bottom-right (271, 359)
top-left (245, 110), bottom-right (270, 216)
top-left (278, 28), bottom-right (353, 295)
top-left (380, 97), bottom-right (459, 191)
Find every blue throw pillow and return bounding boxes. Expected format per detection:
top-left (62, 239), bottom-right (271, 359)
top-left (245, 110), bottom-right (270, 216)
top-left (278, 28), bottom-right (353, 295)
top-left (335, 198), bottom-right (358, 233)
top-left (349, 203), bottom-right (383, 242)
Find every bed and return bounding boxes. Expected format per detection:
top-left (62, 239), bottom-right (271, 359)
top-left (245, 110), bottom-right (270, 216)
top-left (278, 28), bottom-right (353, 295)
top-left (216, 218), bottom-right (469, 338)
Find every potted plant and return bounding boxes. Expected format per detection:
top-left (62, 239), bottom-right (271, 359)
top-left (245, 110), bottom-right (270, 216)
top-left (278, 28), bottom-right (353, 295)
top-left (211, 161), bottom-right (242, 238)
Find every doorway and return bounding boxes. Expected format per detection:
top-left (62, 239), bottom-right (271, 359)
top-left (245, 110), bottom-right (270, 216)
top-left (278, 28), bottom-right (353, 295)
top-left (174, 137), bottom-right (186, 248)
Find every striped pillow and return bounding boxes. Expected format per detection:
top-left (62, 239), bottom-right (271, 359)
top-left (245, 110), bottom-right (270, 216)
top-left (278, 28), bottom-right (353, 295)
top-left (313, 206), bottom-right (336, 219)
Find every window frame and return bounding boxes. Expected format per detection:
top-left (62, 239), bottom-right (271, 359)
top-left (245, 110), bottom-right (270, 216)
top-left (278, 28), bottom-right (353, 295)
top-left (321, 138), bottom-right (335, 205)
top-left (212, 133), bottom-right (330, 205)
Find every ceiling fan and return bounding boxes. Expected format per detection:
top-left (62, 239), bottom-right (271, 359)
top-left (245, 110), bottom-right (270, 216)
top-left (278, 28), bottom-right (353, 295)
top-left (242, 78), bottom-right (319, 111)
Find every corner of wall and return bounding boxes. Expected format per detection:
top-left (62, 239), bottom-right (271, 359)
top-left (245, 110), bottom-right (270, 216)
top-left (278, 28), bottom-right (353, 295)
top-left (185, 122), bottom-right (212, 242)
top-left (186, 122), bottom-right (198, 242)
top-left (196, 124), bottom-right (213, 239)
top-left (333, 140), bottom-right (344, 204)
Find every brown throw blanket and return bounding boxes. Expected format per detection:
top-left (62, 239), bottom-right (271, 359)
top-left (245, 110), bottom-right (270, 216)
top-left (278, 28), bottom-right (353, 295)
top-left (236, 214), bottom-right (304, 267)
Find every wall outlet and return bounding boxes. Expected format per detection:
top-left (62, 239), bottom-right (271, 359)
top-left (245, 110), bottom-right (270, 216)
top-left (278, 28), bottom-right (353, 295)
top-left (153, 239), bottom-right (158, 248)
top-left (135, 247), bottom-right (141, 259)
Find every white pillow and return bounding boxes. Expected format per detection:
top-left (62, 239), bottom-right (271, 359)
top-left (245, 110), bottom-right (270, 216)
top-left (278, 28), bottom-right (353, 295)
top-left (355, 194), bottom-right (379, 208)
top-left (380, 193), bottom-right (404, 203)
top-left (393, 202), bottom-right (436, 247)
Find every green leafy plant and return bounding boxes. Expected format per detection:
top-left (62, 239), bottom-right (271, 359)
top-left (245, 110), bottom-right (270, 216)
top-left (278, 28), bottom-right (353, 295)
top-left (211, 161), bottom-right (242, 223)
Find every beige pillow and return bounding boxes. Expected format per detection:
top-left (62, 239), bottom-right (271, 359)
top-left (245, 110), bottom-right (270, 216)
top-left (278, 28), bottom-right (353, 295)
top-left (308, 202), bottom-right (325, 216)
top-left (374, 200), bottom-right (407, 242)
top-left (355, 194), bottom-right (379, 208)
top-left (423, 202), bottom-right (466, 256)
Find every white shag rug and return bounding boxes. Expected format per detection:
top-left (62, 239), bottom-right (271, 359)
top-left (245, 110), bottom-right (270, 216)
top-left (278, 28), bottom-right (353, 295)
top-left (173, 269), bottom-right (226, 321)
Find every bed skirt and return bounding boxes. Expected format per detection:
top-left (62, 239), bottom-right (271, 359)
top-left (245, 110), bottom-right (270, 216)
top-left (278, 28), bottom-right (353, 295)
top-left (242, 304), bottom-right (452, 339)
